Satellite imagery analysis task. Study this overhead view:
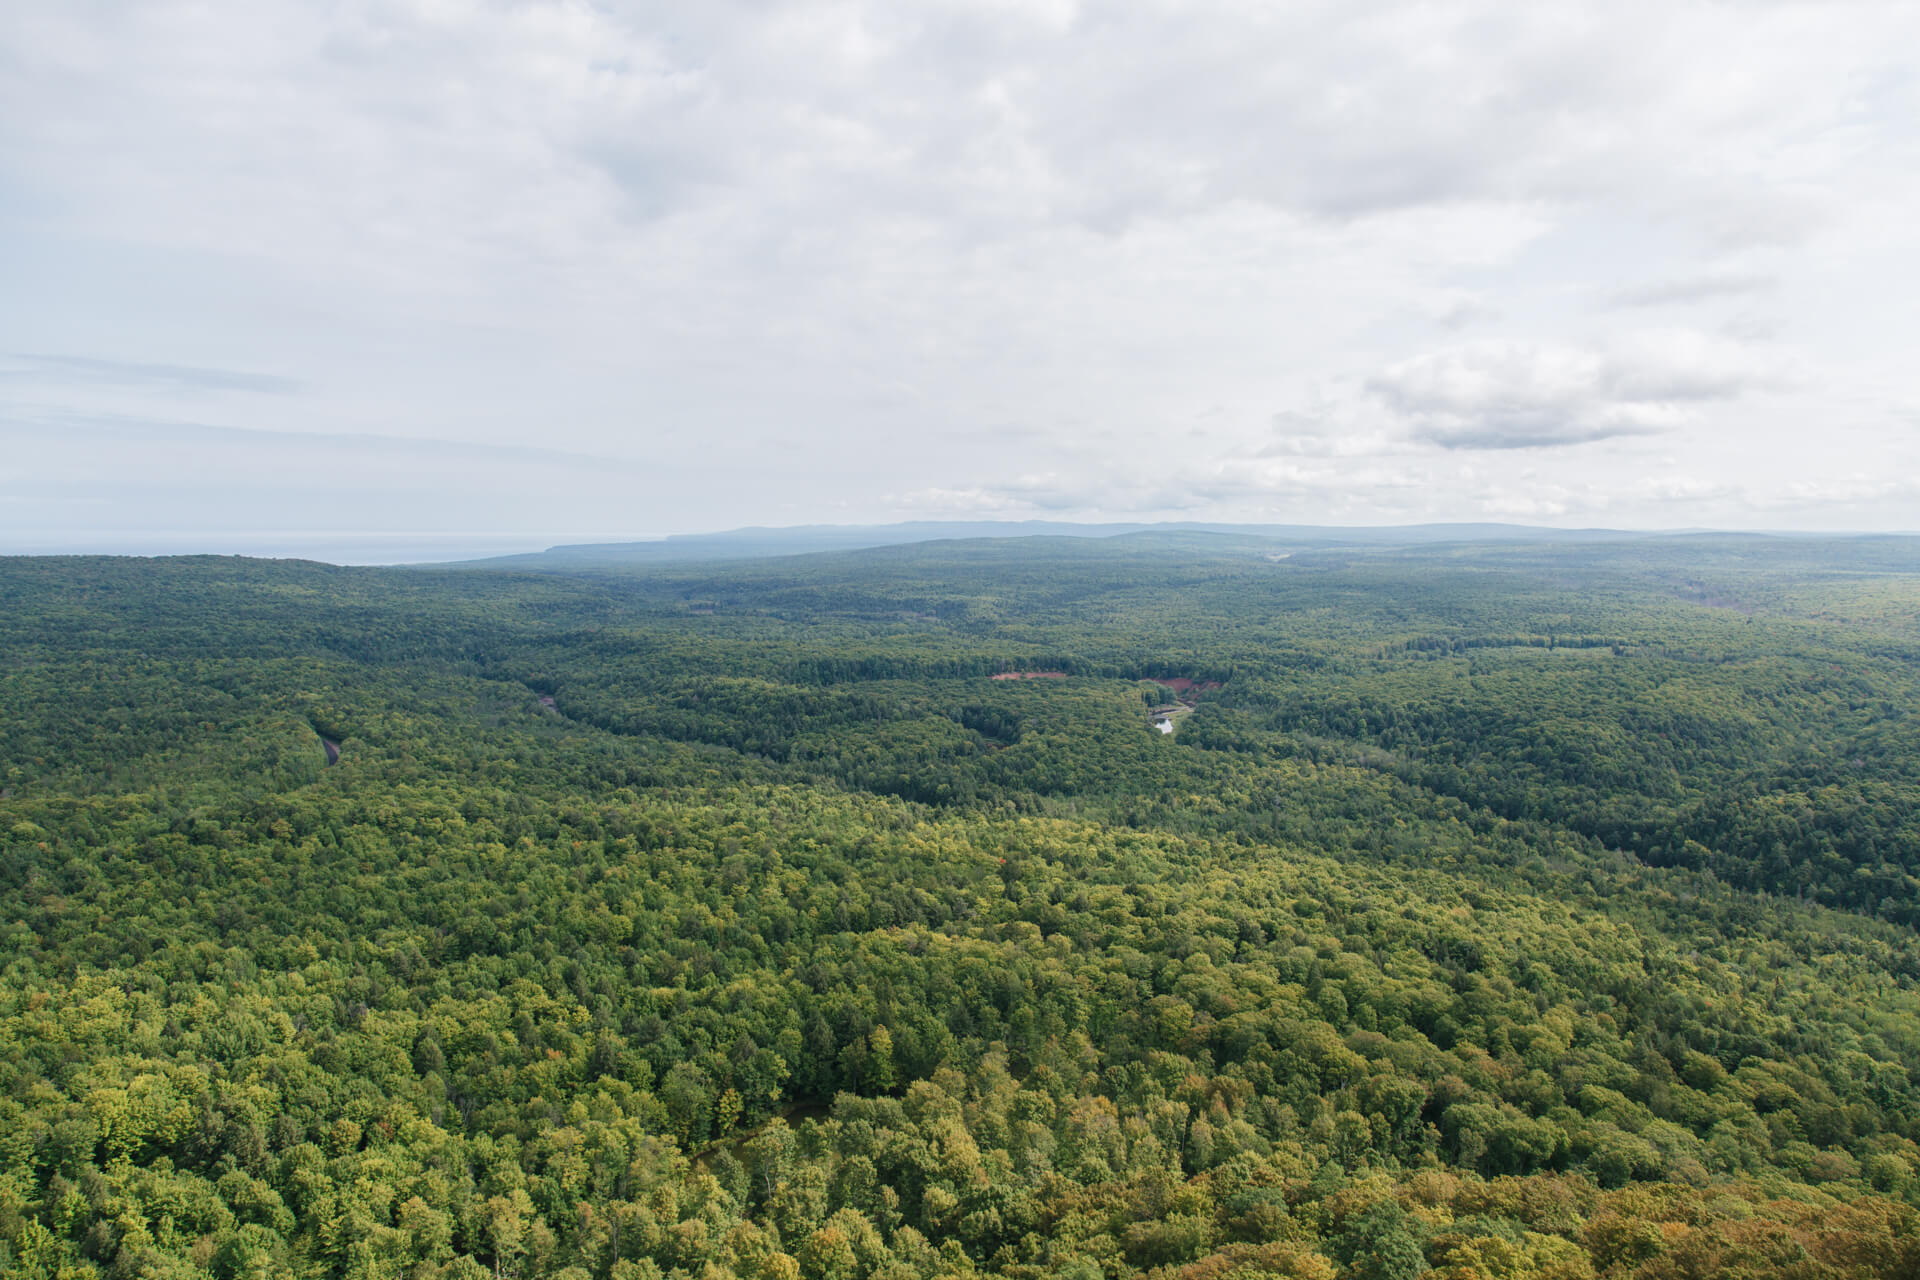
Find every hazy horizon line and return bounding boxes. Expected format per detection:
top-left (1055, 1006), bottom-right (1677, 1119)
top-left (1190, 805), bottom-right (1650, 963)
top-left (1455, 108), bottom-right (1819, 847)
top-left (6, 519), bottom-right (1919, 568)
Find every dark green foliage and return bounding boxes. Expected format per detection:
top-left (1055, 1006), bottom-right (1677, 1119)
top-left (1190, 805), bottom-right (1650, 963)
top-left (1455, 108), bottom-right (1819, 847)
top-left (1333, 1199), bottom-right (1428, 1280)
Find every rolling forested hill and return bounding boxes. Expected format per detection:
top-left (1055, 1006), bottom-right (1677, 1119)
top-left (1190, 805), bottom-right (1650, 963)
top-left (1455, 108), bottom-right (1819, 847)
top-left (5, 533), bottom-right (1920, 1280)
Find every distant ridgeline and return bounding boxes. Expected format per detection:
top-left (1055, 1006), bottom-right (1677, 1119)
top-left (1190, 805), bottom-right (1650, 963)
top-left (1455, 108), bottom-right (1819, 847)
top-left (4, 530), bottom-right (1920, 1280)
top-left (441, 519), bottom-right (1667, 570)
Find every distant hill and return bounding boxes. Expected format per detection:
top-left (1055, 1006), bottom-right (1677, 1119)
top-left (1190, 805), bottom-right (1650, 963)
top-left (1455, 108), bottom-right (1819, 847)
top-left (441, 519), bottom-right (1665, 569)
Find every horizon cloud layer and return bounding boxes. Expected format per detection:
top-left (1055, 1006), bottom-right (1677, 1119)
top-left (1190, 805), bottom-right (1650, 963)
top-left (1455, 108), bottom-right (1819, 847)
top-left (3, 0), bottom-right (1918, 555)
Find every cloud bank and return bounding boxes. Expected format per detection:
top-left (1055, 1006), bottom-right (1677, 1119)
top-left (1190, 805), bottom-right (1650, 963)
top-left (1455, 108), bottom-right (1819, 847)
top-left (2, 0), bottom-right (1917, 552)
top-left (1370, 332), bottom-right (1777, 449)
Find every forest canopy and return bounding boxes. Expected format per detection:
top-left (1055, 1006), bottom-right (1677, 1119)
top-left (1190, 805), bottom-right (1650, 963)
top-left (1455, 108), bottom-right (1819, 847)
top-left (4, 532), bottom-right (1920, 1280)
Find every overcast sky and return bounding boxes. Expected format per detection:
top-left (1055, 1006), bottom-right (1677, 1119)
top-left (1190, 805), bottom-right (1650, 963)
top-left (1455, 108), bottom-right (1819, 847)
top-left (4, 0), bottom-right (1918, 559)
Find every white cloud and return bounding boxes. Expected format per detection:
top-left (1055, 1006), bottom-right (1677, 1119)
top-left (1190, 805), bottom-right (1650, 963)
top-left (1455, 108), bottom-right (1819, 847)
top-left (1, 0), bottom-right (1918, 545)
top-left (1632, 475), bottom-right (1740, 504)
top-left (1257, 411), bottom-right (1396, 459)
top-left (1, 354), bottom-right (298, 395)
top-left (1604, 273), bottom-right (1775, 308)
top-left (1369, 332), bottom-right (1777, 449)
top-left (1770, 475), bottom-right (1920, 507)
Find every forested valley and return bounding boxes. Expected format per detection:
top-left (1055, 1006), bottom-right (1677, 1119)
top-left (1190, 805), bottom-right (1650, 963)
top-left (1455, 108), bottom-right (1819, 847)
top-left (6, 532), bottom-right (1920, 1280)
